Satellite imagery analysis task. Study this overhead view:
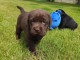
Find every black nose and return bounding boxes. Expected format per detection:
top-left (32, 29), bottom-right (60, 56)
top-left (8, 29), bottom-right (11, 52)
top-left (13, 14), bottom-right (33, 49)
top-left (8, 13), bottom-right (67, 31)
top-left (34, 27), bottom-right (40, 33)
top-left (75, 23), bottom-right (78, 28)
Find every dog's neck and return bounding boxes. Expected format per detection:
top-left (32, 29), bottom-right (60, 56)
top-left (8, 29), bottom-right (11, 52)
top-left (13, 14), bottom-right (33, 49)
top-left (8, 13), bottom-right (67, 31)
top-left (28, 34), bottom-right (43, 43)
top-left (31, 34), bottom-right (43, 39)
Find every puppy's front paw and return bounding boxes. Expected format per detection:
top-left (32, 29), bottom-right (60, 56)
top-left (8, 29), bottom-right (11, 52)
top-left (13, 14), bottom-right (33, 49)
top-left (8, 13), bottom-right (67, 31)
top-left (33, 51), bottom-right (37, 56)
top-left (16, 35), bottom-right (20, 40)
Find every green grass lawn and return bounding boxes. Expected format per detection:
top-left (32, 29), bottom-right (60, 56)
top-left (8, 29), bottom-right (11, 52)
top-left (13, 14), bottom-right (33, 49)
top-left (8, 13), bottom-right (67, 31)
top-left (0, 0), bottom-right (80, 60)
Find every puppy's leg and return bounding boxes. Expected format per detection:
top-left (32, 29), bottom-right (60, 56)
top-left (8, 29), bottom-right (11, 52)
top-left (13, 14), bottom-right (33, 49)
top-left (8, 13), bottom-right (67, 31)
top-left (16, 26), bottom-right (22, 39)
top-left (27, 40), bottom-right (36, 55)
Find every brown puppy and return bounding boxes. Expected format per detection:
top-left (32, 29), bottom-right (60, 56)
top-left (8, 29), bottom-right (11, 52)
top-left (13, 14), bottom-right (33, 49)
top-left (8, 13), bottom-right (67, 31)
top-left (16, 6), bottom-right (51, 54)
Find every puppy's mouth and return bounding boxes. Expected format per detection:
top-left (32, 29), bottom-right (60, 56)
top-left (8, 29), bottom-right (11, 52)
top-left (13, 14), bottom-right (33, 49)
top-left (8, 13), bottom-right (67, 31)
top-left (37, 32), bottom-right (46, 36)
top-left (31, 30), bottom-right (46, 36)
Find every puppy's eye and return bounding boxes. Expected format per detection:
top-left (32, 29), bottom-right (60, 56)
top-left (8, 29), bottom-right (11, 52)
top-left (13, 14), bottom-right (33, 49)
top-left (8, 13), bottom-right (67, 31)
top-left (30, 20), bottom-right (36, 23)
top-left (42, 22), bottom-right (46, 25)
top-left (31, 20), bottom-right (35, 22)
top-left (31, 22), bottom-right (35, 25)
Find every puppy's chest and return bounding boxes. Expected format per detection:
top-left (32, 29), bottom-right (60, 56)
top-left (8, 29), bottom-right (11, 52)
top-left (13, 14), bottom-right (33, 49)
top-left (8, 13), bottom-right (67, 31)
top-left (31, 36), bottom-right (42, 43)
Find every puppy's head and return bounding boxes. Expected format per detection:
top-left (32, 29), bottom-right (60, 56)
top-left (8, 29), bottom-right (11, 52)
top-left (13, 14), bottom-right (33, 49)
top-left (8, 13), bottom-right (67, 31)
top-left (28, 9), bottom-right (51, 36)
top-left (57, 9), bottom-right (78, 30)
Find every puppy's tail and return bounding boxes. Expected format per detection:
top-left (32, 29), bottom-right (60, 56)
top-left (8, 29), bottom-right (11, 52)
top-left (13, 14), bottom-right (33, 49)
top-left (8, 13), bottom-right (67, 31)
top-left (17, 6), bottom-right (25, 13)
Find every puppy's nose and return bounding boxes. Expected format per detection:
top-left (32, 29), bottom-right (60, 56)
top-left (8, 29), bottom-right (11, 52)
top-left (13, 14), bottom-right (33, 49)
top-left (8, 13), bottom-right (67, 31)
top-left (34, 27), bottom-right (40, 33)
top-left (75, 23), bottom-right (78, 28)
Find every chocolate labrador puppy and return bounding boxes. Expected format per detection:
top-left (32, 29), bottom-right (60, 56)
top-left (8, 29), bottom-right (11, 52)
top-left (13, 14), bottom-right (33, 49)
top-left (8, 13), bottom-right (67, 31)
top-left (16, 6), bottom-right (51, 54)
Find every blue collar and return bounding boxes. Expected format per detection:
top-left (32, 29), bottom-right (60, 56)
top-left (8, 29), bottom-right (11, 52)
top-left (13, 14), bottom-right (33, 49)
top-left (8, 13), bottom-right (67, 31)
top-left (50, 10), bottom-right (62, 30)
top-left (56, 10), bottom-right (62, 14)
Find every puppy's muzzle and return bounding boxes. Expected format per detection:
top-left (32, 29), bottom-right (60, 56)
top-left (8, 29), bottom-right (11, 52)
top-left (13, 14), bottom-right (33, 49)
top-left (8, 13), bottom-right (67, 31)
top-left (74, 23), bottom-right (78, 29)
top-left (71, 23), bottom-right (78, 30)
top-left (33, 26), bottom-right (42, 33)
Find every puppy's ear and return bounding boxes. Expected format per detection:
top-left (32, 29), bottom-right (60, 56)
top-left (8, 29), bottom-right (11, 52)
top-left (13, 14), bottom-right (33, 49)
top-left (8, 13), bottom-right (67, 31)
top-left (60, 9), bottom-right (65, 14)
top-left (57, 9), bottom-right (66, 14)
top-left (27, 13), bottom-right (31, 30)
top-left (48, 14), bottom-right (52, 30)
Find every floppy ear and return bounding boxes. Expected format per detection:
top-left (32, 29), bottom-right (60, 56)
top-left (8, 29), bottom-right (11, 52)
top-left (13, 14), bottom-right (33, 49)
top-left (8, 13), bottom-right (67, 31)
top-left (48, 14), bottom-right (52, 30)
top-left (60, 9), bottom-right (65, 14)
top-left (57, 9), bottom-right (66, 14)
top-left (27, 13), bottom-right (31, 31)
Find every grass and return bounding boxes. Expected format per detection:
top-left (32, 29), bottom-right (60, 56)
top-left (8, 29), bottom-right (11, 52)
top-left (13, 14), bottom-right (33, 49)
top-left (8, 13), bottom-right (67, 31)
top-left (0, 0), bottom-right (80, 60)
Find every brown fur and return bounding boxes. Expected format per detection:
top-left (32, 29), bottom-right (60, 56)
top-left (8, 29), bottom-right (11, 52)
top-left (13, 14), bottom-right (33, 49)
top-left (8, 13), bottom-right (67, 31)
top-left (16, 6), bottom-right (51, 55)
